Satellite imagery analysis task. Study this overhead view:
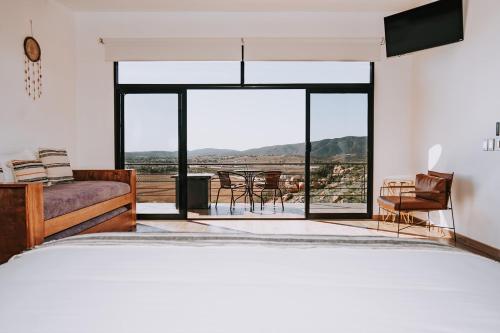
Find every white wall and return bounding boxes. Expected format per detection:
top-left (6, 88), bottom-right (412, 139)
top-left (374, 55), bottom-right (415, 205)
top-left (411, 0), bottom-right (500, 248)
top-left (0, 0), bottom-right (76, 157)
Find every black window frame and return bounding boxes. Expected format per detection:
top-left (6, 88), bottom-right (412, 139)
top-left (114, 61), bottom-right (374, 220)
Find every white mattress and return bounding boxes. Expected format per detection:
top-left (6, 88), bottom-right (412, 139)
top-left (0, 233), bottom-right (498, 333)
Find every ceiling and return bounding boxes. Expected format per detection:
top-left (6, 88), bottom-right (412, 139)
top-left (55, 0), bottom-right (428, 12)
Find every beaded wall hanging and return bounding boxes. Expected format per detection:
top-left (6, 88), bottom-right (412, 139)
top-left (23, 21), bottom-right (42, 100)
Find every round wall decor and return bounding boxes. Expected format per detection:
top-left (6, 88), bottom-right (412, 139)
top-left (23, 36), bottom-right (42, 100)
top-left (24, 36), bottom-right (41, 62)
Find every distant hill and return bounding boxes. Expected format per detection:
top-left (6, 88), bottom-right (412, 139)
top-left (125, 150), bottom-right (177, 160)
top-left (126, 136), bottom-right (367, 160)
top-left (243, 136), bottom-right (366, 158)
top-left (189, 148), bottom-right (240, 157)
top-left (311, 137), bottom-right (367, 159)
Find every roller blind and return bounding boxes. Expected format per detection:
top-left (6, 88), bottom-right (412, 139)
top-left (102, 38), bottom-right (242, 61)
top-left (244, 38), bottom-right (382, 61)
top-left (102, 37), bottom-right (381, 62)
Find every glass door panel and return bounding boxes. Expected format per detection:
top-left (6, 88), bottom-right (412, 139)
top-left (124, 93), bottom-right (183, 217)
top-left (186, 89), bottom-right (306, 219)
top-left (308, 93), bottom-right (369, 217)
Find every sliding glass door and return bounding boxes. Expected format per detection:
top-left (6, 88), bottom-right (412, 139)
top-left (115, 61), bottom-right (373, 220)
top-left (120, 92), bottom-right (187, 219)
top-left (306, 91), bottom-right (372, 219)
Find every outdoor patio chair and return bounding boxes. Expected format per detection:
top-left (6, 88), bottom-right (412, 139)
top-left (215, 171), bottom-right (245, 210)
top-left (377, 170), bottom-right (456, 242)
top-left (254, 171), bottom-right (285, 211)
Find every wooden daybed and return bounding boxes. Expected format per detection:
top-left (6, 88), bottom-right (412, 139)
top-left (0, 169), bottom-right (136, 263)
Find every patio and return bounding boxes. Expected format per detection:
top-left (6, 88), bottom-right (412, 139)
top-left (137, 202), bottom-right (367, 218)
top-left (131, 162), bottom-right (369, 218)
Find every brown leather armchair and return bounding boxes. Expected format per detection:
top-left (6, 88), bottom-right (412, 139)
top-left (377, 171), bottom-right (456, 242)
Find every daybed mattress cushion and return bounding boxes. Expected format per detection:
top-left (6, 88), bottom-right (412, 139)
top-left (43, 181), bottom-right (130, 220)
top-left (44, 207), bottom-right (128, 242)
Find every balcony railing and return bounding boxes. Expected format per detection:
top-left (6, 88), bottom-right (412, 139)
top-left (125, 162), bottom-right (368, 206)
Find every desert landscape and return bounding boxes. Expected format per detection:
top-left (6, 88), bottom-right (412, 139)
top-left (126, 136), bottom-right (368, 206)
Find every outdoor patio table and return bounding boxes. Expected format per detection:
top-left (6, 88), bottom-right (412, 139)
top-left (234, 169), bottom-right (262, 211)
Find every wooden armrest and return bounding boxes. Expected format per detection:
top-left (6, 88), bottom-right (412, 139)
top-left (73, 169), bottom-right (136, 185)
top-left (0, 183), bottom-right (44, 263)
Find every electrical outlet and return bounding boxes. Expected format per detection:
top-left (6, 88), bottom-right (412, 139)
top-left (488, 138), bottom-right (495, 151)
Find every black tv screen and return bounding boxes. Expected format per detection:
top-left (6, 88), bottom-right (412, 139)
top-left (384, 0), bottom-right (464, 57)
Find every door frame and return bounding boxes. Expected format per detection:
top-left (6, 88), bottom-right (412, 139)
top-left (114, 62), bottom-right (374, 220)
top-left (305, 86), bottom-right (374, 220)
top-left (114, 71), bottom-right (188, 219)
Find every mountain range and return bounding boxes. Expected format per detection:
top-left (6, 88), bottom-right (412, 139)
top-left (125, 136), bottom-right (367, 160)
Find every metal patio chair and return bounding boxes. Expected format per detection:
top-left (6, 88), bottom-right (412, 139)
top-left (215, 171), bottom-right (245, 210)
top-left (253, 171), bottom-right (285, 211)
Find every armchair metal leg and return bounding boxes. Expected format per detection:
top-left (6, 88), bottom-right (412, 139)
top-left (252, 191), bottom-right (262, 210)
top-left (427, 211), bottom-right (431, 234)
top-left (250, 190), bottom-right (254, 210)
top-left (230, 190), bottom-right (235, 210)
top-left (450, 197), bottom-right (457, 245)
top-left (377, 207), bottom-right (381, 231)
top-left (215, 188), bottom-right (222, 208)
top-left (397, 211), bottom-right (401, 237)
top-left (278, 189), bottom-right (284, 211)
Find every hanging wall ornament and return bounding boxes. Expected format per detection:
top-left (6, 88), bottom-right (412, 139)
top-left (23, 25), bottom-right (42, 100)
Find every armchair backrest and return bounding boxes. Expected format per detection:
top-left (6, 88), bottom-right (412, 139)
top-left (262, 171), bottom-right (282, 189)
top-left (428, 171), bottom-right (454, 192)
top-left (415, 174), bottom-right (447, 208)
top-left (428, 170), bottom-right (454, 207)
top-left (217, 171), bottom-right (232, 188)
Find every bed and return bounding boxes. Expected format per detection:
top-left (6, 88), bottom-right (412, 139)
top-left (0, 233), bottom-right (498, 333)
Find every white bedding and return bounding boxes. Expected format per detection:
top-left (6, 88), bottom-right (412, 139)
top-left (0, 233), bottom-right (498, 333)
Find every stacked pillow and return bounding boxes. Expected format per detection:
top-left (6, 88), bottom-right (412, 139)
top-left (9, 160), bottom-right (50, 185)
top-left (0, 148), bottom-right (73, 185)
top-left (38, 148), bottom-right (74, 184)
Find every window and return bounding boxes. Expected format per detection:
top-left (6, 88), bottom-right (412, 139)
top-left (118, 61), bottom-right (241, 84)
top-left (245, 61), bottom-right (370, 84)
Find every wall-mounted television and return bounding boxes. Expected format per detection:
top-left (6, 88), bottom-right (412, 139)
top-left (384, 0), bottom-right (464, 57)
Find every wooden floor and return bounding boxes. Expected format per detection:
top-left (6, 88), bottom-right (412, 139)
top-left (138, 218), bottom-right (451, 240)
top-left (137, 219), bottom-right (500, 261)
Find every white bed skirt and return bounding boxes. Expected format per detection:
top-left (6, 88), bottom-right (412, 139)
top-left (0, 233), bottom-right (498, 333)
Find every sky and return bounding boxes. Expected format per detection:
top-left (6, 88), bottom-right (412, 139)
top-left (125, 90), bottom-right (367, 152)
top-left (123, 62), bottom-right (368, 152)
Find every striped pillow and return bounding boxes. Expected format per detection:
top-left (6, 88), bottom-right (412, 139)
top-left (38, 148), bottom-right (74, 184)
top-left (9, 160), bottom-right (49, 184)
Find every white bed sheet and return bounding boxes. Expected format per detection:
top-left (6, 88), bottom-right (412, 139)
top-left (0, 234), bottom-right (498, 333)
